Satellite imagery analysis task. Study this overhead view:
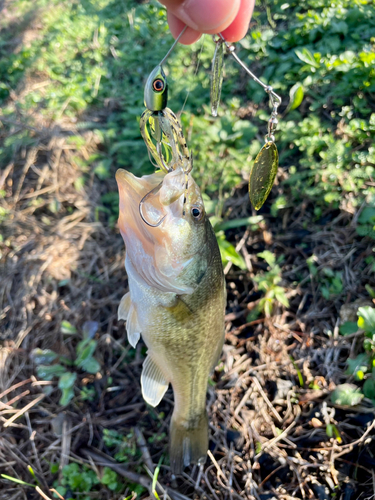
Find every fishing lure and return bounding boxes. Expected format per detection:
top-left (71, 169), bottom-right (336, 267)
top-left (210, 34), bottom-right (282, 210)
top-left (140, 26), bottom-right (191, 173)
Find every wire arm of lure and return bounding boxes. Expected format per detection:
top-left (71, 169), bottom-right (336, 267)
top-left (159, 25), bottom-right (188, 66)
top-left (218, 33), bottom-right (282, 111)
top-left (139, 182), bottom-right (166, 228)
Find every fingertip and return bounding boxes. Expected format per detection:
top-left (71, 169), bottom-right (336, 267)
top-left (220, 0), bottom-right (255, 42)
top-left (165, 0), bottom-right (241, 34)
top-left (167, 11), bottom-right (202, 45)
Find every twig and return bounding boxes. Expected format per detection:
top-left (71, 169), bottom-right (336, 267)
top-left (35, 487), bottom-right (52, 500)
top-left (0, 379), bottom-right (32, 400)
top-left (332, 419), bottom-right (375, 460)
top-left (3, 394), bottom-right (45, 428)
top-left (13, 147), bottom-right (38, 205)
top-left (250, 376), bottom-right (283, 423)
top-left (207, 450), bottom-right (227, 482)
top-left (135, 427), bottom-right (154, 473)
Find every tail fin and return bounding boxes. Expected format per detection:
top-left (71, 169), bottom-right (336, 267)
top-left (169, 411), bottom-right (208, 475)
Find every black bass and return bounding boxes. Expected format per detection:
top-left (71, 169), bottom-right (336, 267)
top-left (116, 166), bottom-right (226, 474)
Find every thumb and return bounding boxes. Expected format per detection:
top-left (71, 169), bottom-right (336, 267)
top-left (161, 0), bottom-right (241, 33)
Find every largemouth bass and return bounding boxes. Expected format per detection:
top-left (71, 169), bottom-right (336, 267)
top-left (116, 166), bottom-right (226, 473)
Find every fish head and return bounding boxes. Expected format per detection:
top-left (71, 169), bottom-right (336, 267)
top-left (116, 165), bottom-right (212, 294)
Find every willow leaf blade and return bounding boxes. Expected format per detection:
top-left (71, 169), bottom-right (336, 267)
top-left (249, 142), bottom-right (279, 210)
top-left (210, 41), bottom-right (225, 117)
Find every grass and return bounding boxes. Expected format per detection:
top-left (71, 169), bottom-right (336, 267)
top-left (1, 0), bottom-right (375, 499)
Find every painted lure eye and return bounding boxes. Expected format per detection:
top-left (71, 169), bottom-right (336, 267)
top-left (153, 79), bottom-right (164, 92)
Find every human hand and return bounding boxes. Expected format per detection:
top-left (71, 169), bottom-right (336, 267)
top-left (160, 0), bottom-right (255, 45)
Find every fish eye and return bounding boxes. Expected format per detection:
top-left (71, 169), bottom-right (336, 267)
top-left (191, 205), bottom-right (204, 221)
top-left (153, 79), bottom-right (164, 92)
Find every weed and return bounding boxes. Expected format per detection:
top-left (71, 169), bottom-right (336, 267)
top-left (307, 257), bottom-right (344, 299)
top-left (338, 306), bottom-right (375, 404)
top-left (253, 250), bottom-right (289, 317)
top-left (32, 321), bottom-right (100, 405)
top-left (53, 461), bottom-right (145, 499)
top-left (103, 429), bottom-right (138, 462)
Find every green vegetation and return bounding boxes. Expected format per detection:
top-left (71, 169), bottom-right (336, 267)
top-left (32, 321), bottom-right (100, 405)
top-left (1, 0), bottom-right (373, 207)
top-left (339, 306), bottom-right (375, 403)
top-left (53, 462), bottom-right (133, 499)
top-left (253, 250), bottom-right (289, 316)
top-left (103, 429), bottom-right (138, 462)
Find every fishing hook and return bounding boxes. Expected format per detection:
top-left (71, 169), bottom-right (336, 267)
top-left (156, 141), bottom-right (173, 173)
top-left (139, 182), bottom-right (166, 228)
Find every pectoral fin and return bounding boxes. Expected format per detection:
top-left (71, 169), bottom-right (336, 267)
top-left (141, 355), bottom-right (168, 407)
top-left (118, 293), bottom-right (141, 348)
top-left (118, 292), bottom-right (131, 320)
top-left (126, 304), bottom-right (141, 348)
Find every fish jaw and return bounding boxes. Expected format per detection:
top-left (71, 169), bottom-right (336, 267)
top-left (116, 167), bottom-right (209, 294)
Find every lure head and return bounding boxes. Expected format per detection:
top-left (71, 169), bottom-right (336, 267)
top-left (144, 65), bottom-right (168, 111)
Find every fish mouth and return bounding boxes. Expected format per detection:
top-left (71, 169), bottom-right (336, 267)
top-left (116, 167), bottom-right (202, 294)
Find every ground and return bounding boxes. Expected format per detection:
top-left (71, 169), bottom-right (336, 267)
top-left (1, 0), bottom-right (375, 499)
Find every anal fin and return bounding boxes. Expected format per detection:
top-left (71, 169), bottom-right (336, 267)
top-left (141, 355), bottom-right (168, 407)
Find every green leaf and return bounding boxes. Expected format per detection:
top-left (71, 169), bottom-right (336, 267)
top-left (53, 486), bottom-right (67, 499)
top-left (58, 372), bottom-right (77, 389)
top-left (31, 348), bottom-right (58, 365)
top-left (346, 353), bottom-right (369, 376)
top-left (61, 321), bottom-right (77, 335)
top-left (75, 339), bottom-right (97, 367)
top-left (358, 207), bottom-right (375, 225)
top-left (80, 357), bottom-right (100, 374)
top-left (288, 82), bottom-right (304, 111)
top-left (50, 464), bottom-right (59, 474)
top-left (37, 364), bottom-right (66, 381)
top-left (358, 306), bottom-right (375, 333)
top-left (275, 288), bottom-right (290, 308)
top-left (101, 467), bottom-right (118, 490)
top-left (257, 250), bottom-right (276, 268)
top-left (326, 423), bottom-right (333, 437)
top-left (59, 388), bottom-right (75, 406)
top-left (295, 48), bottom-right (320, 68)
top-left (1, 474), bottom-right (35, 487)
top-left (331, 383), bottom-right (364, 406)
top-left (363, 378), bottom-right (375, 400)
top-left (216, 232), bottom-right (247, 270)
top-left (339, 321), bottom-right (358, 336)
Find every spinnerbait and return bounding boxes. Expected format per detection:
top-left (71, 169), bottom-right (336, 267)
top-left (140, 26), bottom-right (191, 174)
top-left (210, 34), bottom-right (282, 210)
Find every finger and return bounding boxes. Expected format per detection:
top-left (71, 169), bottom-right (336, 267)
top-left (162, 0), bottom-right (241, 33)
top-left (220, 0), bottom-right (255, 42)
top-left (167, 11), bottom-right (202, 45)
